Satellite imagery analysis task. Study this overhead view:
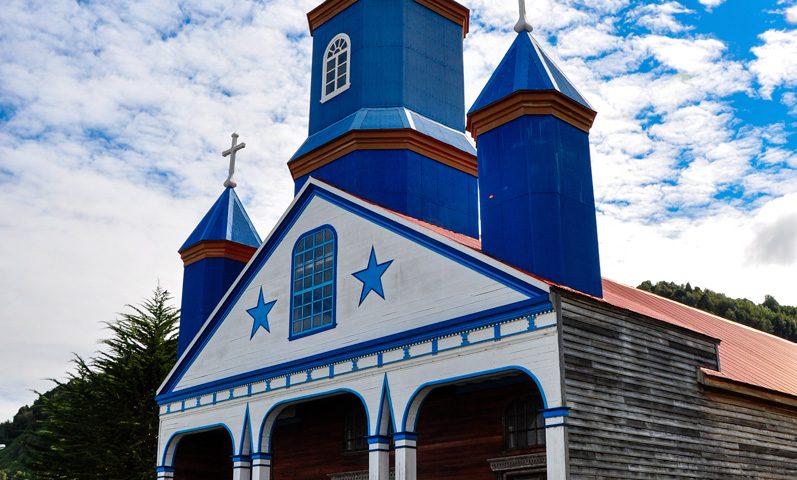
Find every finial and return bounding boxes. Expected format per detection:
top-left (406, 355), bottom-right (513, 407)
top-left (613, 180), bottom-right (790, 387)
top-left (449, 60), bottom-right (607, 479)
top-left (514, 0), bottom-right (534, 33)
top-left (222, 132), bottom-right (246, 188)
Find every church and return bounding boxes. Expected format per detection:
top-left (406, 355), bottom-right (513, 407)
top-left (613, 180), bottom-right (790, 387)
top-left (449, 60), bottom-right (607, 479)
top-left (155, 1), bottom-right (797, 479)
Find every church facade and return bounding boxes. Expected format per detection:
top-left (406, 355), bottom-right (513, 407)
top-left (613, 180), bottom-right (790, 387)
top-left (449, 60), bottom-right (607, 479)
top-left (155, 1), bottom-right (797, 479)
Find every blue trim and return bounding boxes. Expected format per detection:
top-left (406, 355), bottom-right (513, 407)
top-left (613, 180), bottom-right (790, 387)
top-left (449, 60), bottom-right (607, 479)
top-left (367, 435), bottom-right (392, 444)
top-left (161, 423), bottom-right (235, 466)
top-left (156, 466), bottom-right (176, 473)
top-left (232, 455), bottom-right (251, 462)
top-left (289, 225), bottom-right (338, 340)
top-left (374, 374), bottom-right (397, 436)
top-left (158, 299), bottom-right (550, 404)
top-left (159, 182), bottom-right (548, 397)
top-left (251, 453), bottom-right (273, 460)
top-left (238, 405), bottom-right (251, 455)
top-left (257, 388), bottom-right (369, 453)
top-left (541, 406), bottom-right (570, 419)
top-left (545, 422), bottom-right (568, 429)
top-left (401, 366), bottom-right (550, 432)
top-left (393, 432), bottom-right (418, 441)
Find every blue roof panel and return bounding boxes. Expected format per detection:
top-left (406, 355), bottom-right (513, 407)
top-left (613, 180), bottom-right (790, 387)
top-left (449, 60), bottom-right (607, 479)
top-left (291, 107), bottom-right (475, 161)
top-left (469, 32), bottom-right (591, 114)
top-left (180, 188), bottom-right (261, 251)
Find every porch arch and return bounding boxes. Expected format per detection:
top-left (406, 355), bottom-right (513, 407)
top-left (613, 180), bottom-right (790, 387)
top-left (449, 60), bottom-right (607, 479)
top-left (399, 366), bottom-right (549, 433)
top-left (256, 387), bottom-right (371, 454)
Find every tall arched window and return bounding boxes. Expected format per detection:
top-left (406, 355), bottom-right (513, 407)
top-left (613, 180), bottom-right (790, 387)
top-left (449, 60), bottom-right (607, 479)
top-left (321, 33), bottom-right (351, 103)
top-left (504, 397), bottom-right (545, 450)
top-left (290, 226), bottom-right (336, 339)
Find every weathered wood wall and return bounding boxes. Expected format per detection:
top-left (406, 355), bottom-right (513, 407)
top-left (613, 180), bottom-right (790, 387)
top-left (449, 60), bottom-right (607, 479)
top-left (561, 293), bottom-right (797, 479)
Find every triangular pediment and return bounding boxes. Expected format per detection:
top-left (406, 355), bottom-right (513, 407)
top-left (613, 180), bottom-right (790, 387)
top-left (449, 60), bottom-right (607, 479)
top-left (158, 180), bottom-right (550, 400)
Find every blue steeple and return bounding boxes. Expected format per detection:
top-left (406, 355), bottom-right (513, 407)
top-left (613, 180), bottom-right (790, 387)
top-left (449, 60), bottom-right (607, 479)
top-left (469, 32), bottom-right (591, 115)
top-left (468, 28), bottom-right (602, 298)
top-left (178, 186), bottom-right (262, 357)
top-left (289, 0), bottom-right (479, 238)
top-left (180, 188), bottom-right (261, 252)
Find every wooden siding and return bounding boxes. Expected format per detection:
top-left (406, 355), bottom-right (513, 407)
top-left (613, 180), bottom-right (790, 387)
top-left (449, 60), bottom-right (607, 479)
top-left (560, 293), bottom-right (797, 479)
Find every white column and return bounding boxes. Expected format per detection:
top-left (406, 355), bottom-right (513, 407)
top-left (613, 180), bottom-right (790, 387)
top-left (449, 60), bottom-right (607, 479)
top-left (394, 433), bottom-right (417, 480)
top-left (543, 408), bottom-right (570, 480)
top-left (251, 453), bottom-right (272, 480)
top-left (368, 435), bottom-right (391, 480)
top-left (155, 466), bottom-right (174, 480)
top-left (233, 455), bottom-right (252, 480)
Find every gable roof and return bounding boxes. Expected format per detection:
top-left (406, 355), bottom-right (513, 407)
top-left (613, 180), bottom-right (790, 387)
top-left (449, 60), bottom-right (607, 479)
top-left (394, 215), bottom-right (797, 400)
top-left (469, 32), bottom-right (592, 114)
top-left (180, 187), bottom-right (261, 251)
top-left (158, 178), bottom-right (551, 399)
top-left (601, 279), bottom-right (797, 399)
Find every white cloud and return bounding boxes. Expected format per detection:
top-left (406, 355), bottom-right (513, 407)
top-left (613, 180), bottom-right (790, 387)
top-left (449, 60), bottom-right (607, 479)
top-left (627, 2), bottom-right (693, 34)
top-left (786, 4), bottom-right (797, 24)
top-left (698, 0), bottom-right (725, 10)
top-left (750, 29), bottom-right (797, 99)
top-left (0, 0), bottom-right (795, 424)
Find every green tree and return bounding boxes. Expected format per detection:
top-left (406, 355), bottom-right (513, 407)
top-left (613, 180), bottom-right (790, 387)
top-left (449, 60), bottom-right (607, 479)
top-left (23, 287), bottom-right (179, 480)
top-left (638, 281), bottom-right (797, 343)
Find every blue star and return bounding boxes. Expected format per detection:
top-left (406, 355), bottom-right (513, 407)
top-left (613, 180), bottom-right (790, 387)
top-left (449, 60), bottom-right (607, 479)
top-left (352, 247), bottom-right (394, 306)
top-left (247, 287), bottom-right (276, 339)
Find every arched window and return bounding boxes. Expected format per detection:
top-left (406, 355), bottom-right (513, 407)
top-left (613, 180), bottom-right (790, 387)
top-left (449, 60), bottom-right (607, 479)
top-left (504, 397), bottom-right (545, 450)
top-left (321, 34), bottom-right (351, 103)
top-left (290, 226), bottom-right (336, 339)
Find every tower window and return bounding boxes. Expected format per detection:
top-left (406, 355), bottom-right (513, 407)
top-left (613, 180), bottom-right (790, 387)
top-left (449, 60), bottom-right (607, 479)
top-left (504, 397), bottom-right (545, 450)
top-left (290, 226), bottom-right (336, 339)
top-left (321, 34), bottom-right (351, 103)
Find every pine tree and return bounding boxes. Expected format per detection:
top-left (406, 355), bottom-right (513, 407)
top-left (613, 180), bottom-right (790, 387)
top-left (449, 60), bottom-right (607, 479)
top-left (25, 287), bottom-right (179, 480)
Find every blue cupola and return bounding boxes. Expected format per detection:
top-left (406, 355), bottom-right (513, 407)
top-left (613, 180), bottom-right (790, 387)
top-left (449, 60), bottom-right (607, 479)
top-left (288, 0), bottom-right (479, 237)
top-left (178, 185), bottom-right (261, 356)
top-left (467, 16), bottom-right (602, 297)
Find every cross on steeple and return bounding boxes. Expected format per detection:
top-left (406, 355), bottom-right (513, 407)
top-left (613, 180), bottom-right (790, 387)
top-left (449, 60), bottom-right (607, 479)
top-left (222, 133), bottom-right (246, 188)
top-left (515, 0), bottom-right (534, 33)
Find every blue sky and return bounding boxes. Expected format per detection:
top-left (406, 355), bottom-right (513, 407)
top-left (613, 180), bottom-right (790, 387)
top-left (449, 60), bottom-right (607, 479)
top-left (0, 0), bottom-right (795, 422)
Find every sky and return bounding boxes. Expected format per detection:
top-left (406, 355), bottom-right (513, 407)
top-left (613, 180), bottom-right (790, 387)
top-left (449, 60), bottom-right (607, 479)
top-left (0, 0), bottom-right (795, 423)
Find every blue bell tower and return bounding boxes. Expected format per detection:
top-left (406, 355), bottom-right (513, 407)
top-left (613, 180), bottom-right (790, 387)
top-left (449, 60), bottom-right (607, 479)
top-left (467, 11), bottom-right (603, 297)
top-left (177, 135), bottom-right (261, 356)
top-left (289, 0), bottom-right (479, 237)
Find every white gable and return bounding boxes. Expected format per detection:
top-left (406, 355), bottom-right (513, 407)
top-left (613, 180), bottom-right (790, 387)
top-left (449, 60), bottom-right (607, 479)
top-left (172, 189), bottom-right (542, 392)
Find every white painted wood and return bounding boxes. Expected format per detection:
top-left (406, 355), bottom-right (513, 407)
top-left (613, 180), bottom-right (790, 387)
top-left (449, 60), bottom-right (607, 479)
top-left (175, 194), bottom-right (531, 392)
top-left (233, 463), bottom-right (252, 480)
top-left (251, 458), bottom-right (271, 480)
top-left (545, 424), bottom-right (567, 480)
top-left (369, 447), bottom-right (390, 480)
top-left (394, 442), bottom-right (416, 480)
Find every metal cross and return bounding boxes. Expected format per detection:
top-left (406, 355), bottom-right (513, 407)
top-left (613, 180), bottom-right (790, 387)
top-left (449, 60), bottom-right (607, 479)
top-left (515, 0), bottom-right (534, 33)
top-left (222, 132), bottom-right (246, 188)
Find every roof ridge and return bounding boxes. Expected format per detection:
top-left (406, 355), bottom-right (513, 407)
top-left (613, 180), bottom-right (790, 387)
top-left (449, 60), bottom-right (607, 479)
top-left (605, 277), bottom-right (797, 347)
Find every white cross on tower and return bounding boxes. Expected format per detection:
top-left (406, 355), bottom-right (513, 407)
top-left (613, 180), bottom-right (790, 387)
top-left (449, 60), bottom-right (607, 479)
top-left (222, 132), bottom-right (246, 188)
top-left (515, 0), bottom-right (533, 33)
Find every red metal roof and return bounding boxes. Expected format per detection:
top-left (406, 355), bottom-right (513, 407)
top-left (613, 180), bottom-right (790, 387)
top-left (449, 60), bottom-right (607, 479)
top-left (389, 212), bottom-right (797, 399)
top-left (600, 278), bottom-right (797, 398)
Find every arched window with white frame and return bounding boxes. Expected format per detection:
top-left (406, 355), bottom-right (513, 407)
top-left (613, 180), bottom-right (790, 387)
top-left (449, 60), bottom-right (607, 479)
top-left (321, 33), bottom-right (351, 103)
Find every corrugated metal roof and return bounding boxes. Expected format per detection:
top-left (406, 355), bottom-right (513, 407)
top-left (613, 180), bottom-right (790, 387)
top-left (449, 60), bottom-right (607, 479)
top-left (600, 278), bottom-right (797, 398)
top-left (389, 211), bottom-right (797, 398)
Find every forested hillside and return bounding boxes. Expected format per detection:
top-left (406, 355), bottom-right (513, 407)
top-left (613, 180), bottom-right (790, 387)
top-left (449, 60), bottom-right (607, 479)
top-left (0, 288), bottom-right (178, 480)
top-left (638, 280), bottom-right (797, 342)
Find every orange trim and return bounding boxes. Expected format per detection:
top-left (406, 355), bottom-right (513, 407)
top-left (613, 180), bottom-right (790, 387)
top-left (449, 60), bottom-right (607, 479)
top-left (467, 91), bottom-right (597, 137)
top-left (307, 0), bottom-right (358, 35)
top-left (414, 0), bottom-right (470, 37)
top-left (179, 241), bottom-right (257, 267)
top-left (307, 0), bottom-right (468, 38)
top-left (287, 129), bottom-right (477, 179)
